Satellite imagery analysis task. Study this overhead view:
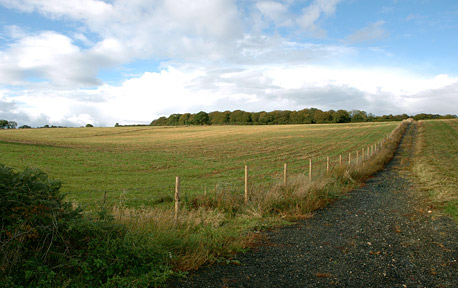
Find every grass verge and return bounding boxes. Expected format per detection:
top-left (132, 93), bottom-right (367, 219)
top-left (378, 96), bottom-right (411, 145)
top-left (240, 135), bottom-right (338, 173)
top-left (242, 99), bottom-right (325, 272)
top-left (412, 119), bottom-right (458, 221)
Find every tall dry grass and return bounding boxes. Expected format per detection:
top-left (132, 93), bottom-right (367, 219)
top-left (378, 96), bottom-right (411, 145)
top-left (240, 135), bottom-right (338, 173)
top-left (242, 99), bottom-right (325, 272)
top-left (105, 119), bottom-right (410, 272)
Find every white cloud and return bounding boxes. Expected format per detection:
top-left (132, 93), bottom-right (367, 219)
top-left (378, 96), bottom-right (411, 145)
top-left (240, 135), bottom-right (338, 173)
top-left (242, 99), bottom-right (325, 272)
top-left (256, 1), bottom-right (292, 27)
top-left (0, 30), bottom-right (105, 87)
top-left (0, 0), bottom-right (113, 24)
top-left (3, 64), bottom-right (457, 127)
top-left (297, 0), bottom-right (342, 36)
top-left (345, 21), bottom-right (389, 44)
top-left (0, 0), bottom-right (246, 88)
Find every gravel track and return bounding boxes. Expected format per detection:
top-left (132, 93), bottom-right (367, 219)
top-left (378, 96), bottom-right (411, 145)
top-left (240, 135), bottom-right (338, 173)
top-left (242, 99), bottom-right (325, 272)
top-left (170, 123), bottom-right (457, 287)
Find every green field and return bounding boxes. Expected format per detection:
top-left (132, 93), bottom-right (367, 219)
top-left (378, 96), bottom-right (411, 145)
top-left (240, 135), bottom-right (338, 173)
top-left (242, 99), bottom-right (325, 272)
top-left (0, 122), bottom-right (398, 208)
top-left (413, 119), bottom-right (458, 220)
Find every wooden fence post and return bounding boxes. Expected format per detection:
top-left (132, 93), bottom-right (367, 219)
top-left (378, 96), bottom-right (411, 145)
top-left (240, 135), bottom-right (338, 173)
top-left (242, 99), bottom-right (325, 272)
top-left (245, 165), bottom-right (249, 204)
top-left (174, 176), bottom-right (180, 223)
top-left (284, 163), bottom-right (288, 186)
top-left (339, 155), bottom-right (342, 166)
top-left (326, 156), bottom-right (330, 174)
top-left (362, 148), bottom-right (364, 162)
top-left (348, 152), bottom-right (351, 166)
top-left (309, 159), bottom-right (312, 183)
top-left (356, 150), bottom-right (359, 165)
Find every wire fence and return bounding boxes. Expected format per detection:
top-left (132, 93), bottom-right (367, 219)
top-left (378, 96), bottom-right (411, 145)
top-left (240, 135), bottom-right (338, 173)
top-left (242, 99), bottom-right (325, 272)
top-left (71, 132), bottom-right (391, 219)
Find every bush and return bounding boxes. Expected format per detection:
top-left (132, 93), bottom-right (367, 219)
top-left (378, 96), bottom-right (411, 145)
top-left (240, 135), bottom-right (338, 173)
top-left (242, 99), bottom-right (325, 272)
top-left (0, 164), bottom-right (172, 287)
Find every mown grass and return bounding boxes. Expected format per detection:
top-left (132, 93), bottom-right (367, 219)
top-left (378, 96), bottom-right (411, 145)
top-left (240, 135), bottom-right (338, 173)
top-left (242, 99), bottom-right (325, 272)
top-left (0, 121), bottom-right (409, 286)
top-left (0, 122), bottom-right (397, 210)
top-left (412, 119), bottom-right (458, 221)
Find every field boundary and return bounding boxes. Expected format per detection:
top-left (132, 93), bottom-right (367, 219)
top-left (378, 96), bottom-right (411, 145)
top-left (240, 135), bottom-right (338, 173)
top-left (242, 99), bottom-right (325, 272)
top-left (171, 128), bottom-right (396, 221)
top-left (99, 120), bottom-right (410, 226)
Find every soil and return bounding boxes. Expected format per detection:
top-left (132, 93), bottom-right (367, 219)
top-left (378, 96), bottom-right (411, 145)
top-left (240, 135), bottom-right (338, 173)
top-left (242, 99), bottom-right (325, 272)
top-left (169, 123), bottom-right (458, 288)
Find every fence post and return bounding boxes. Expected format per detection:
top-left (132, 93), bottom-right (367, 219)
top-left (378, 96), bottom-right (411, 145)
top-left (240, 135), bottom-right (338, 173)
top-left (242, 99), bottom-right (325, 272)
top-left (367, 147), bottom-right (370, 158)
top-left (348, 152), bottom-right (351, 166)
top-left (245, 165), bottom-right (249, 204)
top-left (309, 159), bottom-right (312, 183)
top-left (326, 156), bottom-right (330, 174)
top-left (362, 148), bottom-right (364, 162)
top-left (356, 150), bottom-right (359, 165)
top-left (174, 176), bottom-right (180, 223)
top-left (284, 163), bottom-right (288, 186)
top-left (339, 154), bottom-right (342, 166)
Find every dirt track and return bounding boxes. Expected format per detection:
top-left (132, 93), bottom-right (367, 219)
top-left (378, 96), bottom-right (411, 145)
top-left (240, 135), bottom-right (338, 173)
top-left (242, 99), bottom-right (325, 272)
top-left (170, 123), bottom-right (458, 287)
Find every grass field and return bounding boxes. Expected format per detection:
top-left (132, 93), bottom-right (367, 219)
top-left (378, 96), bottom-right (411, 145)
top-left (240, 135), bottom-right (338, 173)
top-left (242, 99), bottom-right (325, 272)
top-left (0, 122), bottom-right (398, 209)
top-left (413, 119), bottom-right (458, 221)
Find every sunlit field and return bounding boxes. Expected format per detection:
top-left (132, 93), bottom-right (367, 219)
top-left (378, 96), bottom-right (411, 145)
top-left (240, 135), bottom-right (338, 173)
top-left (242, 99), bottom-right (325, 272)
top-left (0, 122), bottom-right (398, 208)
top-left (413, 119), bottom-right (458, 220)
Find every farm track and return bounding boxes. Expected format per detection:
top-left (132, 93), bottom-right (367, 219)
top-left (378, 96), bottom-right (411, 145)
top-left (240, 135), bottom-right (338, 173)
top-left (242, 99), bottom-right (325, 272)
top-left (170, 123), bottom-right (458, 288)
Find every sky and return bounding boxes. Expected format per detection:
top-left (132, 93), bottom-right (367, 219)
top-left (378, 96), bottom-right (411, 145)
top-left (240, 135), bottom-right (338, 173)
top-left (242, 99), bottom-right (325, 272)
top-left (0, 0), bottom-right (457, 127)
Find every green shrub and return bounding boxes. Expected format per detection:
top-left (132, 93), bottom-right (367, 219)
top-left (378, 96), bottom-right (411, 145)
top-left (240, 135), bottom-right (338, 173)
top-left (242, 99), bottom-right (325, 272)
top-left (0, 164), bottom-right (172, 287)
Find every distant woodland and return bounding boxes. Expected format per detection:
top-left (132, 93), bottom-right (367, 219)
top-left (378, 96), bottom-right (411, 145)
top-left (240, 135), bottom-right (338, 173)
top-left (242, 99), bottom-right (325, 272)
top-left (1, 110), bottom-right (456, 129)
top-left (150, 109), bottom-right (457, 126)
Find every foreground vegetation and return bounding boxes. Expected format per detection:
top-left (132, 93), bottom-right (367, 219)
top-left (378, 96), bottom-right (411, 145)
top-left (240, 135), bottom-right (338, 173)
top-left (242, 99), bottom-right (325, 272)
top-left (412, 119), bottom-right (458, 221)
top-left (0, 165), bottom-right (173, 287)
top-left (1, 120), bottom-right (409, 287)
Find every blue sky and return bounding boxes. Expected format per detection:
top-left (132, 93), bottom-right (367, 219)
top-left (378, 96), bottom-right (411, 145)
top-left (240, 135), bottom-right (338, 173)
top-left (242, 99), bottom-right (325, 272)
top-left (0, 0), bottom-right (457, 127)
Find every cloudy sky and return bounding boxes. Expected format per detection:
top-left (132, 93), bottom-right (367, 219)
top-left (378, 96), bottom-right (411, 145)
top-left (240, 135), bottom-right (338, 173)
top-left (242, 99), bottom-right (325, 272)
top-left (1, 0), bottom-right (457, 127)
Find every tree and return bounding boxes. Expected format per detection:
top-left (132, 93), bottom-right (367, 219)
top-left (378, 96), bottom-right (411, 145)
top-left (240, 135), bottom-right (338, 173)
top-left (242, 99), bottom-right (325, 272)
top-left (314, 110), bottom-right (333, 123)
top-left (271, 110), bottom-right (291, 124)
top-left (350, 110), bottom-right (367, 122)
top-left (333, 110), bottom-right (351, 123)
top-left (85, 123), bottom-right (94, 127)
top-left (178, 113), bottom-right (192, 125)
top-left (193, 111), bottom-right (210, 125)
top-left (0, 120), bottom-right (8, 129)
top-left (8, 121), bottom-right (17, 129)
top-left (151, 116), bottom-right (167, 126)
top-left (258, 111), bottom-right (272, 124)
top-left (18, 125), bottom-right (31, 129)
top-left (166, 114), bottom-right (182, 126)
top-left (230, 110), bottom-right (251, 124)
top-left (209, 111), bottom-right (230, 125)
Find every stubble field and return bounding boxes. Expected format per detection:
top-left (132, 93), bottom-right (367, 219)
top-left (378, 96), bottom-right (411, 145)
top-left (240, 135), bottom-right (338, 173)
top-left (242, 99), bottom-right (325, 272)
top-left (0, 122), bottom-right (398, 209)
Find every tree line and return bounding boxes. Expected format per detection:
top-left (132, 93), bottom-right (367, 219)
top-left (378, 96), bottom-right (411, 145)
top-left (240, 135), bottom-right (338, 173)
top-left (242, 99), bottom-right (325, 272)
top-left (0, 120), bottom-right (18, 129)
top-left (1, 110), bottom-right (456, 129)
top-left (150, 109), bottom-right (457, 126)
